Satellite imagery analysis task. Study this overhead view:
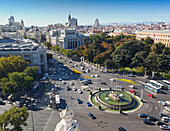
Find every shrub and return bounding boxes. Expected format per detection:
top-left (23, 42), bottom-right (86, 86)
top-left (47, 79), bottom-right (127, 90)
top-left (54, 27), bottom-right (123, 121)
top-left (90, 92), bottom-right (92, 95)
top-left (162, 73), bottom-right (170, 79)
top-left (109, 87), bottom-right (112, 90)
top-left (98, 88), bottom-right (101, 92)
top-left (98, 105), bottom-right (101, 110)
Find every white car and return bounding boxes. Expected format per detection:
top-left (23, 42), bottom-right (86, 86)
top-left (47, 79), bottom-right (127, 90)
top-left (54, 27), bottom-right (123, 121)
top-left (158, 101), bottom-right (167, 106)
top-left (70, 82), bottom-right (74, 85)
top-left (62, 80), bottom-right (66, 85)
top-left (159, 125), bottom-right (170, 130)
top-left (91, 74), bottom-right (94, 78)
top-left (73, 87), bottom-right (77, 91)
top-left (59, 78), bottom-right (62, 81)
top-left (165, 106), bottom-right (170, 112)
top-left (166, 101), bottom-right (170, 105)
top-left (78, 89), bottom-right (82, 94)
top-left (129, 85), bottom-right (134, 89)
top-left (95, 74), bottom-right (99, 77)
top-left (116, 85), bottom-right (123, 89)
top-left (161, 117), bottom-right (170, 122)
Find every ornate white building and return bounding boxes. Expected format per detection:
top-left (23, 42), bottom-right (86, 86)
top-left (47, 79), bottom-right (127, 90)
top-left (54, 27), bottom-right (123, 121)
top-left (55, 107), bottom-right (79, 131)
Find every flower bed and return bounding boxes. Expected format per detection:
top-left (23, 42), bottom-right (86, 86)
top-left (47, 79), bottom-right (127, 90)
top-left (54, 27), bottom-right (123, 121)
top-left (118, 78), bottom-right (138, 85)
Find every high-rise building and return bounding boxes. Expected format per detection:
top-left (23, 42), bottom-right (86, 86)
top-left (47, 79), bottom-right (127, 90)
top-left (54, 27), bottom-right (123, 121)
top-left (67, 14), bottom-right (78, 27)
top-left (20, 19), bottom-right (25, 29)
top-left (8, 16), bottom-right (15, 26)
top-left (94, 19), bottom-right (100, 27)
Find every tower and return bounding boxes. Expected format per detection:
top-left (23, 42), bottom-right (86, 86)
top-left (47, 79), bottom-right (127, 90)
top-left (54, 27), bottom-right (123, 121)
top-left (68, 14), bottom-right (71, 27)
top-left (94, 19), bottom-right (100, 27)
top-left (21, 19), bottom-right (25, 29)
top-left (8, 16), bottom-right (15, 26)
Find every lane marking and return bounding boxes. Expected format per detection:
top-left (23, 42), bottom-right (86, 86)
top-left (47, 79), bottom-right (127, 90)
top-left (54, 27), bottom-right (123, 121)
top-left (43, 110), bottom-right (54, 131)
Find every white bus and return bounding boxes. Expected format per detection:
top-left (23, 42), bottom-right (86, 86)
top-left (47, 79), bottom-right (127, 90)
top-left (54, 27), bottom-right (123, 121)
top-left (162, 80), bottom-right (170, 88)
top-left (149, 80), bottom-right (164, 89)
top-left (145, 83), bottom-right (161, 93)
top-left (55, 95), bottom-right (60, 108)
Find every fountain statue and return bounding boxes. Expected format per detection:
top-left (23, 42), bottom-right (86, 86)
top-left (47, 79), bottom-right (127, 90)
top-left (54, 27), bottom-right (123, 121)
top-left (109, 91), bottom-right (121, 101)
top-left (55, 107), bottom-right (80, 131)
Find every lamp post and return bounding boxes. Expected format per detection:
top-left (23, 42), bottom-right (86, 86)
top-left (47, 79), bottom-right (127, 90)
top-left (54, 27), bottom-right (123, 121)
top-left (144, 60), bottom-right (151, 77)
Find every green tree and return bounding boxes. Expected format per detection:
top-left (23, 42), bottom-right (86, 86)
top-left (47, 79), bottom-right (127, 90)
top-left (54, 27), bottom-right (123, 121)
top-left (0, 106), bottom-right (29, 130)
top-left (44, 42), bottom-right (52, 49)
top-left (145, 37), bottom-right (154, 45)
top-left (23, 66), bottom-right (38, 80)
top-left (47, 53), bottom-right (53, 60)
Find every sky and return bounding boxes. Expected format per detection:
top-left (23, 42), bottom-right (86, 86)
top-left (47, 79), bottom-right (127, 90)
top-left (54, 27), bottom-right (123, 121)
top-left (0, 0), bottom-right (170, 26)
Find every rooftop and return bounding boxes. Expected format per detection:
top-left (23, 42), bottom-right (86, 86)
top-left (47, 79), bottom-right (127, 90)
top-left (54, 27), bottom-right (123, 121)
top-left (137, 30), bottom-right (170, 34)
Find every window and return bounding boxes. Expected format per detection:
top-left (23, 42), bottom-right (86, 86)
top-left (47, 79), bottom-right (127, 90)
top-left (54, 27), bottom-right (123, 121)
top-left (24, 55), bottom-right (31, 57)
top-left (40, 54), bottom-right (44, 63)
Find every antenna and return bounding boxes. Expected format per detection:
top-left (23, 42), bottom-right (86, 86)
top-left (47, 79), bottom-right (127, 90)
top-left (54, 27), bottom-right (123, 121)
top-left (10, 9), bottom-right (13, 16)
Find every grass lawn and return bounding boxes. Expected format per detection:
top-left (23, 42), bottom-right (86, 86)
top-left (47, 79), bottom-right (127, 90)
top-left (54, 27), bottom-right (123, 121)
top-left (118, 78), bottom-right (138, 85)
top-left (99, 91), bottom-right (132, 105)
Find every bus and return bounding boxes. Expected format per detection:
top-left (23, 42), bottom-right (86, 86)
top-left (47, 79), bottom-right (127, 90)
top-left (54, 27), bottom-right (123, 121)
top-left (149, 80), bottom-right (164, 89)
top-left (32, 83), bottom-right (39, 92)
top-left (145, 83), bottom-right (161, 93)
top-left (55, 95), bottom-right (60, 108)
top-left (162, 80), bottom-right (170, 88)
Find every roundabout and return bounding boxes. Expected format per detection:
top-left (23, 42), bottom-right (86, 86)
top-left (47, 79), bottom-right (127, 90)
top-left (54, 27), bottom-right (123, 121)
top-left (91, 90), bottom-right (142, 113)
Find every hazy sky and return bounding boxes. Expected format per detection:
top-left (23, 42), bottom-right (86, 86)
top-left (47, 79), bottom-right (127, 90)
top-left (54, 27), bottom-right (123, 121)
top-left (0, 0), bottom-right (170, 26)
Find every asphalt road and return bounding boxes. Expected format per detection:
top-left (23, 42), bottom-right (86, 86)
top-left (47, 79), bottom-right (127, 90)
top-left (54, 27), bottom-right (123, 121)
top-left (1, 49), bottom-right (169, 131)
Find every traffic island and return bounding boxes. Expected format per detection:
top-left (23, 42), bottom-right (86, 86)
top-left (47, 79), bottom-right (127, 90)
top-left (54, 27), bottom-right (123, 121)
top-left (90, 90), bottom-right (142, 113)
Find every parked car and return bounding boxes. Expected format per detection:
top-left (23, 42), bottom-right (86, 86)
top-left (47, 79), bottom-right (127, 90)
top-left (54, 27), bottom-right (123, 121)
top-left (70, 81), bottom-right (74, 85)
top-left (67, 86), bottom-right (70, 91)
top-left (86, 101), bottom-right (92, 107)
top-left (143, 119), bottom-right (152, 125)
top-left (159, 125), bottom-right (170, 130)
top-left (147, 116), bottom-right (157, 121)
top-left (88, 113), bottom-right (96, 119)
top-left (166, 101), bottom-right (170, 105)
top-left (147, 94), bottom-right (154, 98)
top-left (159, 113), bottom-right (168, 118)
top-left (128, 74), bottom-right (134, 77)
top-left (138, 113), bottom-right (149, 118)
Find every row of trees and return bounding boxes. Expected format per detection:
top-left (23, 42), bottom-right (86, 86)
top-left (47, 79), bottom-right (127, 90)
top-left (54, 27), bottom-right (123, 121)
top-left (0, 56), bottom-right (38, 96)
top-left (74, 33), bottom-right (170, 75)
top-left (51, 45), bottom-right (75, 58)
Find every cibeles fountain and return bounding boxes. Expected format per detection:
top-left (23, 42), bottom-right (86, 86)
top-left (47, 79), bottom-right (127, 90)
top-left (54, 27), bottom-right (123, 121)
top-left (55, 107), bottom-right (80, 131)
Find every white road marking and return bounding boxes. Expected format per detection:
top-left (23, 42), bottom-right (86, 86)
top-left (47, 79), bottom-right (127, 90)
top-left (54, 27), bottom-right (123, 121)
top-left (43, 110), bottom-right (54, 131)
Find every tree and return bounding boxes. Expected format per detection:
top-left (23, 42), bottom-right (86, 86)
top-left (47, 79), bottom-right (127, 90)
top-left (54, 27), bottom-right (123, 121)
top-left (23, 66), bottom-right (38, 80)
top-left (47, 53), bottom-right (53, 60)
top-left (0, 106), bottom-right (29, 130)
top-left (44, 42), bottom-right (52, 49)
top-left (24, 36), bottom-right (28, 39)
top-left (145, 37), bottom-right (154, 45)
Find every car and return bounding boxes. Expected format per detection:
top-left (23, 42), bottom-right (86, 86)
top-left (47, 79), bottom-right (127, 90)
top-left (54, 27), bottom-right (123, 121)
top-left (116, 85), bottom-right (124, 89)
top-left (143, 119), bottom-right (152, 125)
top-left (68, 61), bottom-right (72, 63)
top-left (129, 85), bottom-right (134, 88)
top-left (67, 86), bottom-right (70, 91)
top-left (165, 106), bottom-right (170, 112)
top-left (59, 78), bottom-right (62, 81)
top-left (162, 117), bottom-right (170, 122)
top-left (159, 125), bottom-right (170, 130)
top-left (78, 89), bottom-right (82, 94)
top-left (158, 101), bottom-right (167, 106)
top-left (156, 121), bottom-right (166, 125)
top-left (159, 113), bottom-right (168, 118)
top-left (147, 94), bottom-right (154, 98)
top-left (83, 81), bottom-right (88, 85)
top-left (73, 87), bottom-right (77, 91)
top-left (91, 74), bottom-right (94, 78)
top-left (86, 101), bottom-right (92, 107)
top-left (130, 90), bottom-right (135, 93)
top-left (94, 74), bottom-right (99, 77)
top-left (138, 113), bottom-right (149, 118)
top-left (88, 113), bottom-right (96, 119)
top-left (79, 77), bottom-right (84, 81)
top-left (118, 127), bottom-right (127, 131)
top-left (76, 98), bottom-right (81, 104)
top-left (166, 101), bottom-right (170, 105)
top-left (128, 74), bottom-right (134, 77)
top-left (147, 116), bottom-right (157, 121)
top-left (69, 81), bottom-right (74, 85)
top-left (100, 82), bottom-right (107, 85)
top-left (62, 80), bottom-right (66, 85)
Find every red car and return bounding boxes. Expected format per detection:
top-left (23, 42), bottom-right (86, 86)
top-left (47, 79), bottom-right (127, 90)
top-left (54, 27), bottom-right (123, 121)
top-left (147, 94), bottom-right (153, 98)
top-left (130, 90), bottom-right (135, 93)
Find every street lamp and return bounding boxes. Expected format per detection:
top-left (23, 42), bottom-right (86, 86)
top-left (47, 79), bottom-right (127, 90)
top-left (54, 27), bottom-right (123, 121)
top-left (144, 60), bottom-right (151, 77)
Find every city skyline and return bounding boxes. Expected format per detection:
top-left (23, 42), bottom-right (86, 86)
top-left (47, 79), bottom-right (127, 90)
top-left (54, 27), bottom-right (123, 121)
top-left (0, 0), bottom-right (170, 26)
